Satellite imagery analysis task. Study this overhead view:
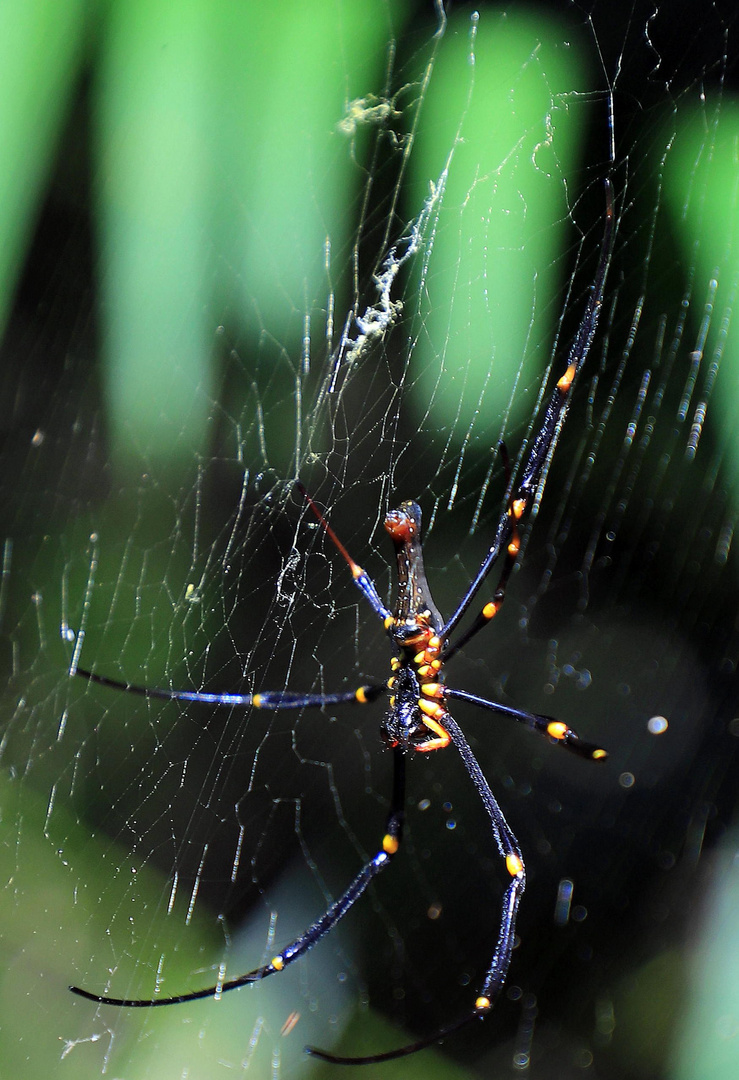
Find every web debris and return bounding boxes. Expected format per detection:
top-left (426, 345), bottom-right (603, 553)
top-left (336, 93), bottom-right (403, 138)
top-left (331, 164), bottom-right (449, 386)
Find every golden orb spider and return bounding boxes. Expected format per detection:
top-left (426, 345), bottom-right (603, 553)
top-left (71, 180), bottom-right (613, 1065)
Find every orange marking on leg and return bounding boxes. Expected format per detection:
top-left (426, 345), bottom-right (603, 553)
top-left (557, 362), bottom-right (577, 391)
top-left (416, 732), bottom-right (451, 752)
top-left (506, 853), bottom-right (524, 878)
top-left (546, 720), bottom-right (568, 740)
top-left (422, 638), bottom-right (441, 663)
top-left (298, 486), bottom-right (366, 577)
top-left (416, 712), bottom-right (450, 751)
top-left (418, 698), bottom-right (446, 723)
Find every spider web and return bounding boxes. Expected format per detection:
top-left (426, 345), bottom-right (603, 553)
top-left (1, 3), bottom-right (739, 1078)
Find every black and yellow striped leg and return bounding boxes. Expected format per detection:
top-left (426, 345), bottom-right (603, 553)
top-left (444, 688), bottom-right (608, 761)
top-left (440, 524), bottom-right (518, 665)
top-left (423, 711), bottom-right (525, 1021)
top-left (73, 666), bottom-right (388, 710)
top-left (307, 713), bottom-right (526, 1066)
top-left (440, 180), bottom-right (614, 649)
top-left (70, 750), bottom-right (406, 1009)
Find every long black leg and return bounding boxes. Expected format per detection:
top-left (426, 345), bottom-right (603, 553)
top-left (441, 442), bottom-right (519, 668)
top-left (440, 509), bottom-right (516, 666)
top-left (73, 665), bottom-right (388, 710)
top-left (71, 482), bottom-right (394, 710)
top-left (444, 688), bottom-right (607, 761)
top-left (307, 713), bottom-right (526, 1065)
top-left (297, 482), bottom-right (393, 627)
top-left (70, 750), bottom-right (406, 1008)
top-left (441, 179), bottom-right (615, 646)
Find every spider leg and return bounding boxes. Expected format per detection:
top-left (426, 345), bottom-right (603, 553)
top-left (441, 485), bottom-right (518, 666)
top-left (71, 479), bottom-right (396, 709)
top-left (297, 482), bottom-right (393, 627)
top-left (70, 750), bottom-right (406, 1008)
top-left (444, 687), bottom-right (607, 761)
top-left (441, 179), bottom-right (615, 648)
top-left (73, 665), bottom-right (388, 710)
top-left (307, 712), bottom-right (525, 1066)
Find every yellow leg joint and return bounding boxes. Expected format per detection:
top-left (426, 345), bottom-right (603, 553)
top-left (383, 834), bottom-right (399, 855)
top-left (271, 955), bottom-right (285, 971)
top-left (415, 713), bottom-right (451, 751)
top-left (252, 694), bottom-right (262, 709)
top-left (592, 747), bottom-right (608, 760)
top-left (557, 361), bottom-right (577, 391)
top-left (419, 698), bottom-right (445, 722)
top-left (475, 996), bottom-right (491, 1011)
top-left (506, 853), bottom-right (524, 878)
top-left (546, 721), bottom-right (568, 740)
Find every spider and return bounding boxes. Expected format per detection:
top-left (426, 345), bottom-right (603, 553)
top-left (70, 180), bottom-right (613, 1066)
